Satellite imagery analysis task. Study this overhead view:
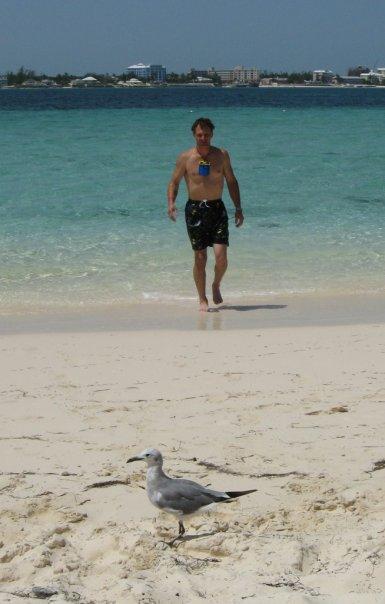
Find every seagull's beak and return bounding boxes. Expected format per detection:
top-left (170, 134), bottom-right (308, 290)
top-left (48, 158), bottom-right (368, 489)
top-left (127, 456), bottom-right (141, 463)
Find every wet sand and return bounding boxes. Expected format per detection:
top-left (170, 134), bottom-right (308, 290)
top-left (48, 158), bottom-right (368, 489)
top-left (1, 290), bottom-right (385, 334)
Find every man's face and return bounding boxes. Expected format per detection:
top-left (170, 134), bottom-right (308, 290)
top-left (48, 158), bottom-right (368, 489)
top-left (194, 125), bottom-right (213, 148)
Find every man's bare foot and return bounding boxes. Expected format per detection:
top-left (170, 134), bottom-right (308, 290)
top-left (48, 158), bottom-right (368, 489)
top-left (199, 297), bottom-right (209, 312)
top-left (212, 283), bottom-right (223, 305)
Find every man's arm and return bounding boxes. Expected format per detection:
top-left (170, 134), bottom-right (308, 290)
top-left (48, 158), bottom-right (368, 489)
top-left (167, 153), bottom-right (186, 221)
top-left (223, 150), bottom-right (244, 227)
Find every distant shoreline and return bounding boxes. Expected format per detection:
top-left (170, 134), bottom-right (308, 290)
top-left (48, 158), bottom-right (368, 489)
top-left (1, 84), bottom-right (385, 90)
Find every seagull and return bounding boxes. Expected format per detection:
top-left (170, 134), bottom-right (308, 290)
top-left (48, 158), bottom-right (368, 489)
top-left (127, 448), bottom-right (257, 544)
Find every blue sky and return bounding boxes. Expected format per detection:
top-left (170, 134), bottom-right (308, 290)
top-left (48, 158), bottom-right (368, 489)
top-left (1, 0), bottom-right (385, 75)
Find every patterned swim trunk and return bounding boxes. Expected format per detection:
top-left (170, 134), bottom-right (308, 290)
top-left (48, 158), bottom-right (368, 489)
top-left (185, 199), bottom-right (229, 251)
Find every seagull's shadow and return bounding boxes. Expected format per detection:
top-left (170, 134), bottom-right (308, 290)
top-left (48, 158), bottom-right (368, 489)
top-left (180, 530), bottom-right (218, 542)
top-left (163, 530), bottom-right (218, 548)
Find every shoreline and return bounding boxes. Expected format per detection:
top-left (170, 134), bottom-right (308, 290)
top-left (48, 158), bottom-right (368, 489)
top-left (1, 290), bottom-right (385, 334)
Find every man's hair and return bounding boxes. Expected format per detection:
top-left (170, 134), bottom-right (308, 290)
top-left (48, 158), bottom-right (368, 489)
top-left (191, 117), bottom-right (215, 133)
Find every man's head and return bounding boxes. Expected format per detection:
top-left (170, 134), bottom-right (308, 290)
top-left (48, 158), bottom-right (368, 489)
top-left (191, 117), bottom-right (215, 148)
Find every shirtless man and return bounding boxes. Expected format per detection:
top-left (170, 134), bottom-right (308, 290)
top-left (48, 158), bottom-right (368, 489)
top-left (167, 117), bottom-right (243, 312)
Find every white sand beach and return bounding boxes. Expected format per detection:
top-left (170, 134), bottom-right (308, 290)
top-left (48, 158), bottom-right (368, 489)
top-left (1, 311), bottom-right (385, 602)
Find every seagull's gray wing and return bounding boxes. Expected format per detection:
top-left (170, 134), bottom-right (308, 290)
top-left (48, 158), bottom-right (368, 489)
top-left (155, 477), bottom-right (229, 515)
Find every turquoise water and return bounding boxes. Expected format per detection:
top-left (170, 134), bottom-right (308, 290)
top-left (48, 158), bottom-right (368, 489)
top-left (1, 89), bottom-right (385, 311)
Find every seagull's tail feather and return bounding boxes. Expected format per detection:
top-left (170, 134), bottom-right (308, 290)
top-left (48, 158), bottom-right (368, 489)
top-left (225, 489), bottom-right (257, 499)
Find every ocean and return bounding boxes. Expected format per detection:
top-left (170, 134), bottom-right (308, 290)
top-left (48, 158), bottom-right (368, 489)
top-left (1, 87), bottom-right (385, 312)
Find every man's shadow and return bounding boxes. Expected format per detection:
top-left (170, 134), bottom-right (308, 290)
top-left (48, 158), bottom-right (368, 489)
top-left (218, 304), bottom-right (287, 312)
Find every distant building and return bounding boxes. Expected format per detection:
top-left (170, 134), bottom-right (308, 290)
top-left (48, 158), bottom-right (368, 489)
top-left (0, 74), bottom-right (7, 87)
top-left (41, 79), bottom-right (58, 87)
top-left (189, 68), bottom-right (209, 79)
top-left (207, 67), bottom-right (233, 84)
top-left (374, 68), bottom-right (385, 83)
top-left (360, 69), bottom-right (385, 84)
top-left (274, 77), bottom-right (288, 85)
top-left (259, 77), bottom-right (289, 87)
top-left (339, 75), bottom-right (364, 85)
top-left (125, 78), bottom-right (147, 87)
top-left (82, 76), bottom-right (102, 86)
top-left (207, 66), bottom-right (259, 84)
top-left (70, 76), bottom-right (102, 87)
top-left (312, 70), bottom-right (334, 84)
top-left (233, 65), bottom-right (259, 83)
top-left (21, 79), bottom-right (46, 87)
top-left (126, 63), bottom-right (166, 82)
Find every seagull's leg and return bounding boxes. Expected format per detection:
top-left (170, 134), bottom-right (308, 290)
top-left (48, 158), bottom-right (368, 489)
top-left (166, 520), bottom-right (186, 547)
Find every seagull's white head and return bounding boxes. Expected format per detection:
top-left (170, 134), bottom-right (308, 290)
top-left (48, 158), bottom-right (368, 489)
top-left (127, 448), bottom-right (163, 467)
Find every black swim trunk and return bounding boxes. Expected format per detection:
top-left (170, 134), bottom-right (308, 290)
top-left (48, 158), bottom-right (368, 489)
top-left (185, 199), bottom-right (229, 251)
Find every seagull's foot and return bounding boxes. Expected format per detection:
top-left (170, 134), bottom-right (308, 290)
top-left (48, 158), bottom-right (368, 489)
top-left (165, 521), bottom-right (186, 547)
top-left (212, 283), bottom-right (223, 305)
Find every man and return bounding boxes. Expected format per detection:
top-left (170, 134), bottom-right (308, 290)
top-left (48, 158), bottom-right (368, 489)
top-left (167, 117), bottom-right (244, 312)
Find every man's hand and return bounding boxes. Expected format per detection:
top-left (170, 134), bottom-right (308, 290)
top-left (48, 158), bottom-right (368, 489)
top-left (235, 209), bottom-right (244, 227)
top-left (168, 205), bottom-right (178, 222)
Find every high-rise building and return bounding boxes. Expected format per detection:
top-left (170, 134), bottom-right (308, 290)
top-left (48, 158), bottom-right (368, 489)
top-left (207, 66), bottom-right (259, 84)
top-left (126, 63), bottom-right (166, 82)
top-left (233, 65), bottom-right (259, 83)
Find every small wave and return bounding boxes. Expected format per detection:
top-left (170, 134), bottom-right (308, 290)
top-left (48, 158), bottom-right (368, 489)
top-left (100, 207), bottom-right (130, 217)
top-left (259, 222), bottom-right (281, 228)
top-left (142, 291), bottom-right (195, 302)
top-left (345, 195), bottom-right (385, 205)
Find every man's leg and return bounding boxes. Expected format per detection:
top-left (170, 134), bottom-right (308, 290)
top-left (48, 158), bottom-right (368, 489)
top-left (193, 248), bottom-right (209, 311)
top-left (212, 244), bottom-right (228, 304)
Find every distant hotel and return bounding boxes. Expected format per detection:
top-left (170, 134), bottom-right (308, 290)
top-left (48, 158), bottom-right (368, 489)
top-left (208, 66), bottom-right (260, 84)
top-left (189, 66), bottom-right (259, 84)
top-left (126, 63), bottom-right (166, 82)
